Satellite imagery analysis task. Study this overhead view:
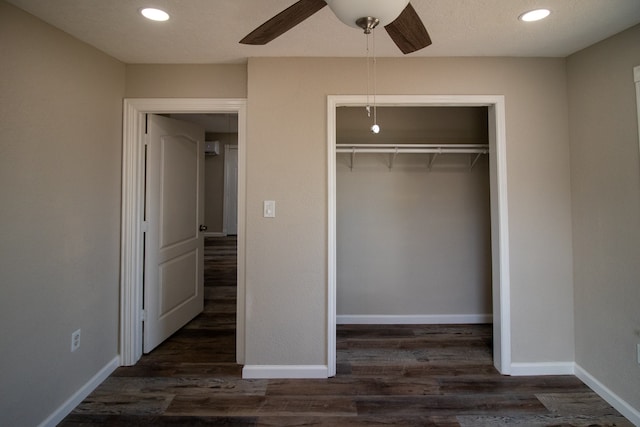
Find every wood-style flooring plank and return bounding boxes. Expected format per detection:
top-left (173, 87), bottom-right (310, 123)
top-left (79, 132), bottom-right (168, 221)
top-left (265, 377), bottom-right (440, 396)
top-left (437, 375), bottom-right (590, 395)
top-left (536, 391), bottom-right (631, 416)
top-left (354, 394), bottom-right (549, 417)
top-left (255, 415), bottom-right (460, 426)
top-left (61, 414), bottom-right (258, 426)
top-left (91, 376), bottom-right (268, 397)
top-left (456, 413), bottom-right (633, 427)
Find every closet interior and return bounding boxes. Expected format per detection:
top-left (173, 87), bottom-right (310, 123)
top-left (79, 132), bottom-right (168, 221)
top-left (336, 106), bottom-right (493, 323)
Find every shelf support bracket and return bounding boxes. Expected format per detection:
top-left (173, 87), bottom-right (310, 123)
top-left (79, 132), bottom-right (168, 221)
top-left (349, 147), bottom-right (356, 171)
top-left (388, 147), bottom-right (399, 170)
top-left (470, 152), bottom-right (483, 170)
top-left (428, 150), bottom-right (441, 170)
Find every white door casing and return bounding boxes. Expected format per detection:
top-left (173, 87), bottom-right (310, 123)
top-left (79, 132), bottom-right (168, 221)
top-left (327, 95), bottom-right (511, 377)
top-left (635, 66), bottom-right (640, 154)
top-left (144, 114), bottom-right (205, 353)
top-left (120, 98), bottom-right (247, 366)
top-left (223, 145), bottom-right (239, 236)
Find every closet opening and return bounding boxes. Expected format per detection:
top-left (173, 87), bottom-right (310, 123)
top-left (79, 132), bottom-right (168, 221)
top-left (327, 95), bottom-right (511, 377)
top-left (336, 105), bottom-right (492, 325)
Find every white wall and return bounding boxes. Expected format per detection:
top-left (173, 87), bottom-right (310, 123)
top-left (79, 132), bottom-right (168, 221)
top-left (245, 57), bottom-right (574, 368)
top-left (567, 23), bottom-right (640, 413)
top-left (336, 107), bottom-right (492, 319)
top-left (0, 2), bottom-right (125, 426)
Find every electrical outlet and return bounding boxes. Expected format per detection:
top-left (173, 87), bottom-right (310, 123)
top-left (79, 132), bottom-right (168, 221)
top-left (71, 329), bottom-right (81, 352)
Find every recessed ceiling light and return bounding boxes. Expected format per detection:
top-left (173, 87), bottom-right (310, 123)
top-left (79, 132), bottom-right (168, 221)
top-left (140, 7), bottom-right (170, 22)
top-left (519, 8), bottom-right (551, 22)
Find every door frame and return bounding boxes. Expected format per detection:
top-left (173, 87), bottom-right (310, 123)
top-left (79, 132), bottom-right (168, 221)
top-left (223, 144), bottom-right (239, 235)
top-left (327, 94), bottom-right (511, 376)
top-left (120, 98), bottom-right (247, 366)
top-left (635, 66), bottom-right (640, 153)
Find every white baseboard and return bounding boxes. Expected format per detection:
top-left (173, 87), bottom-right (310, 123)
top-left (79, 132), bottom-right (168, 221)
top-left (336, 314), bottom-right (493, 325)
top-left (204, 232), bottom-right (226, 237)
top-left (242, 365), bottom-right (328, 379)
top-left (575, 364), bottom-right (640, 425)
top-left (509, 362), bottom-right (575, 376)
top-left (38, 355), bottom-right (119, 427)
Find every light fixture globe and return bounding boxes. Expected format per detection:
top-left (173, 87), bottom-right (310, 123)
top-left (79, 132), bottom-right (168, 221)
top-left (325, 0), bottom-right (410, 29)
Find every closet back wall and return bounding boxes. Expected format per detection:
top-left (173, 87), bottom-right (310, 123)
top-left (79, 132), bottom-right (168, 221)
top-left (336, 107), bottom-right (492, 321)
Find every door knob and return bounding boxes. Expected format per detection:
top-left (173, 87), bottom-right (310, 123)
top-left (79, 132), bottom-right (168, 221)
top-left (199, 225), bottom-right (208, 232)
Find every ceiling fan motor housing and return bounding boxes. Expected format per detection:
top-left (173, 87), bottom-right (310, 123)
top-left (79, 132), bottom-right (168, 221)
top-left (325, 0), bottom-right (410, 28)
top-left (356, 17), bottom-right (380, 33)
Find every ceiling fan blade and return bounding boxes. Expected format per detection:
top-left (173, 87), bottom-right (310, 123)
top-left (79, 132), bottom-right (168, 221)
top-left (384, 2), bottom-right (432, 54)
top-left (240, 0), bottom-right (327, 45)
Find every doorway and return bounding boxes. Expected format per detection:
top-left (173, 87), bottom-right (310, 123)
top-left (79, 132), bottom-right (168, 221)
top-left (120, 98), bottom-right (247, 366)
top-left (327, 95), bottom-right (511, 377)
top-left (167, 113), bottom-right (239, 239)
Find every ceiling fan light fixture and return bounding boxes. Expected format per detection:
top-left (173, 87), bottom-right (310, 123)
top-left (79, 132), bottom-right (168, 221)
top-left (518, 8), bottom-right (550, 22)
top-left (140, 7), bottom-right (170, 22)
top-left (326, 0), bottom-right (410, 29)
top-left (356, 17), bottom-right (380, 34)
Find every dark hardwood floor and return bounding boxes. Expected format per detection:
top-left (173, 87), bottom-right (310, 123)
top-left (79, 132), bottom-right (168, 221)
top-left (59, 236), bottom-right (631, 426)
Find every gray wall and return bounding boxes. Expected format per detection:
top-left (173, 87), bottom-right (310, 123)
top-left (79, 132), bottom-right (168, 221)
top-left (336, 107), bottom-right (492, 317)
top-left (567, 23), bottom-right (640, 411)
top-left (125, 64), bottom-right (247, 98)
top-left (0, 2), bottom-right (125, 426)
top-left (245, 56), bottom-right (575, 366)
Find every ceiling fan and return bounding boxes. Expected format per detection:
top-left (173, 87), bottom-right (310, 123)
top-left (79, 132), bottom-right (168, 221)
top-left (239, 0), bottom-right (432, 54)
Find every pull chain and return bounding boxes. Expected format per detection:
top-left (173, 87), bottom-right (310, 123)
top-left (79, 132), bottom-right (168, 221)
top-left (366, 31), bottom-right (371, 118)
top-left (372, 27), bottom-right (378, 131)
top-left (364, 23), bottom-right (379, 133)
top-left (371, 27), bottom-right (380, 134)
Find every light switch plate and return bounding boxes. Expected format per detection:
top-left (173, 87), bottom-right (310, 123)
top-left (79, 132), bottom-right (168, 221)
top-left (264, 200), bottom-right (276, 218)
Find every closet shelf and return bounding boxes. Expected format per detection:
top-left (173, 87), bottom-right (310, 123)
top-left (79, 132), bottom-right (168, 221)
top-left (336, 144), bottom-right (489, 171)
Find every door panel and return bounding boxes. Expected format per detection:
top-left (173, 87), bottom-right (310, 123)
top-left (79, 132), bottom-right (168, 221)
top-left (159, 249), bottom-right (198, 316)
top-left (160, 135), bottom-right (199, 247)
top-left (145, 114), bottom-right (205, 353)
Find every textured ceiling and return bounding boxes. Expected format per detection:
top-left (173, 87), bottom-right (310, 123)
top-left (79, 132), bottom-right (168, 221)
top-left (7, 0), bottom-right (640, 64)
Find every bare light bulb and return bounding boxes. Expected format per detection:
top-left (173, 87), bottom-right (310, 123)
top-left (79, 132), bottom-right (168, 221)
top-left (371, 124), bottom-right (380, 134)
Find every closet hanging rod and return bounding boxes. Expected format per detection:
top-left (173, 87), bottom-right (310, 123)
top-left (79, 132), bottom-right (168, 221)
top-left (336, 143), bottom-right (489, 154)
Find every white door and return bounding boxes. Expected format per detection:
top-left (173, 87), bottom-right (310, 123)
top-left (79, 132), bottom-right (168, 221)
top-left (223, 145), bottom-right (239, 235)
top-left (144, 114), bottom-right (205, 353)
